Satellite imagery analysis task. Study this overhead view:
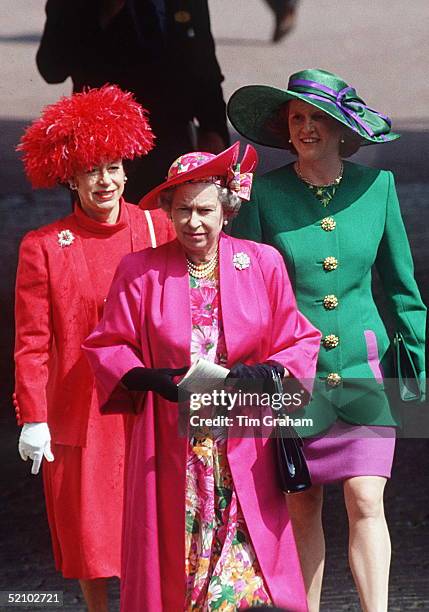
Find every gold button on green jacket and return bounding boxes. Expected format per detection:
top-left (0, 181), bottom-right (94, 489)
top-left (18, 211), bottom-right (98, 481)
top-left (232, 161), bottom-right (426, 436)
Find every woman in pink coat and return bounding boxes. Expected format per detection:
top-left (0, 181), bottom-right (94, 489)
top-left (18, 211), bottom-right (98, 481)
top-left (83, 142), bottom-right (321, 611)
top-left (14, 85), bottom-right (174, 611)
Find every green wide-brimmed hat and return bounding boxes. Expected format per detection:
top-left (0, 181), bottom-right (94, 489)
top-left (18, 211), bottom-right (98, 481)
top-left (227, 68), bottom-right (400, 152)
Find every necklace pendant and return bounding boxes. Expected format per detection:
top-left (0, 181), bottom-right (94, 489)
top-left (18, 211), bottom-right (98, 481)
top-left (295, 161), bottom-right (344, 188)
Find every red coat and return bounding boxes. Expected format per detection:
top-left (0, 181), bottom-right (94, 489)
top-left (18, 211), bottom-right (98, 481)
top-left (14, 200), bottom-right (174, 446)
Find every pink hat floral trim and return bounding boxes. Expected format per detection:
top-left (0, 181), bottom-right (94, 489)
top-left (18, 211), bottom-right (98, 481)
top-left (167, 152), bottom-right (254, 201)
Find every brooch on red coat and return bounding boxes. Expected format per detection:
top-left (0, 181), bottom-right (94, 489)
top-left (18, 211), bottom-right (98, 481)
top-left (57, 229), bottom-right (75, 247)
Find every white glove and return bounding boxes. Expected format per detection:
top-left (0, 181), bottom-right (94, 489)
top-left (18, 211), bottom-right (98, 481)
top-left (19, 422), bottom-right (54, 475)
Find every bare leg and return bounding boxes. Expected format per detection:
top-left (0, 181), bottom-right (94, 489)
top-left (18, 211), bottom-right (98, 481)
top-left (344, 476), bottom-right (390, 612)
top-left (79, 578), bottom-right (108, 612)
top-left (286, 485), bottom-right (325, 612)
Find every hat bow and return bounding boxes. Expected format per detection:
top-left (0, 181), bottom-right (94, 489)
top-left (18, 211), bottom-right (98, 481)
top-left (289, 78), bottom-right (392, 140)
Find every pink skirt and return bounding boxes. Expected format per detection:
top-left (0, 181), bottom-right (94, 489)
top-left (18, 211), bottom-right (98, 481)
top-left (43, 411), bottom-right (126, 579)
top-left (303, 420), bottom-right (396, 485)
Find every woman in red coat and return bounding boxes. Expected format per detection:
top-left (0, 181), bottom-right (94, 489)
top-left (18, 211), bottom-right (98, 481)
top-left (14, 85), bottom-right (174, 611)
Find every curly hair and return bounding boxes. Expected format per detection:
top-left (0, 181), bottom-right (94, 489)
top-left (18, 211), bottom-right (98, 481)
top-left (158, 183), bottom-right (243, 219)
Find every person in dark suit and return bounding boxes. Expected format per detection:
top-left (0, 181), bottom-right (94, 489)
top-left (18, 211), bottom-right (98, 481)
top-left (36, 0), bottom-right (230, 202)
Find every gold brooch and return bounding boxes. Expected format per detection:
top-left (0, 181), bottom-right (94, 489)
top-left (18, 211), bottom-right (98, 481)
top-left (323, 295), bottom-right (339, 310)
top-left (326, 372), bottom-right (342, 387)
top-left (320, 217), bottom-right (336, 232)
top-left (323, 256), bottom-right (338, 271)
top-left (323, 334), bottom-right (339, 349)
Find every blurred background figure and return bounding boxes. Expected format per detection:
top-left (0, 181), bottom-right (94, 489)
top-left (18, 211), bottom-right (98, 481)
top-left (36, 0), bottom-right (230, 202)
top-left (263, 0), bottom-right (299, 42)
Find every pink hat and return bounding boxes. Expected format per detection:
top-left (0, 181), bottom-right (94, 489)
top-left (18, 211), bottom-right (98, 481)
top-left (139, 141), bottom-right (258, 210)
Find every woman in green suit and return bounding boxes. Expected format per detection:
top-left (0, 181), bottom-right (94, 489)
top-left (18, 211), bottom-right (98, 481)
top-left (228, 69), bottom-right (426, 612)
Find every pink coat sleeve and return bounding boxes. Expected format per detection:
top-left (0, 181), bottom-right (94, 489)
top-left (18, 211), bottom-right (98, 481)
top-left (260, 245), bottom-right (321, 393)
top-left (82, 254), bottom-right (145, 412)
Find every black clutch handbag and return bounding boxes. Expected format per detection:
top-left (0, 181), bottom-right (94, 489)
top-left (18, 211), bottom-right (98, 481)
top-left (393, 332), bottom-right (422, 402)
top-left (270, 370), bottom-right (312, 494)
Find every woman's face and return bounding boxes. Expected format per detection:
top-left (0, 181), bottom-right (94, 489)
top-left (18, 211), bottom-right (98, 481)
top-left (287, 99), bottom-right (343, 163)
top-left (72, 159), bottom-right (125, 222)
top-left (171, 182), bottom-right (224, 260)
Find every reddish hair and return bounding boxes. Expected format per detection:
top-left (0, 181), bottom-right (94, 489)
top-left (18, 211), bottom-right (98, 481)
top-left (266, 101), bottom-right (361, 157)
top-left (17, 85), bottom-right (155, 188)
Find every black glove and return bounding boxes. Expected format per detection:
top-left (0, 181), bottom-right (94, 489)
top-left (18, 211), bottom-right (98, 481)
top-left (121, 366), bottom-right (189, 402)
top-left (225, 361), bottom-right (285, 392)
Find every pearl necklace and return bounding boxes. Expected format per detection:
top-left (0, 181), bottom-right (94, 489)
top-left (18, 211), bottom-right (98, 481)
top-left (295, 161), bottom-right (344, 187)
top-left (187, 248), bottom-right (219, 279)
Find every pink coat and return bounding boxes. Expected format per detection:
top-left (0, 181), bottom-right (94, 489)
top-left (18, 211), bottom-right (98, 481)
top-left (83, 233), bottom-right (321, 611)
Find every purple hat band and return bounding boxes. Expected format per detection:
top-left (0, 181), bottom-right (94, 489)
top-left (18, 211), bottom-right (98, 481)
top-left (288, 78), bottom-right (391, 141)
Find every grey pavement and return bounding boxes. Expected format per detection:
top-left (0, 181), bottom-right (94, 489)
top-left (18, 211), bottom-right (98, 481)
top-left (1, 1), bottom-right (429, 611)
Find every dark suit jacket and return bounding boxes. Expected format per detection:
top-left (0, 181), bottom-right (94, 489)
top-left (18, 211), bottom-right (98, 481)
top-left (36, 0), bottom-right (228, 141)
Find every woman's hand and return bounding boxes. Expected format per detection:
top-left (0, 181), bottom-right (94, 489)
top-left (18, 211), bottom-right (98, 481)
top-left (227, 361), bottom-right (285, 380)
top-left (19, 422), bottom-right (54, 475)
top-left (225, 361), bottom-right (287, 392)
top-left (121, 366), bottom-right (189, 402)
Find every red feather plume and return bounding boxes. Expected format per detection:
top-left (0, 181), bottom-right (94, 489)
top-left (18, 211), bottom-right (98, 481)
top-left (17, 85), bottom-right (155, 188)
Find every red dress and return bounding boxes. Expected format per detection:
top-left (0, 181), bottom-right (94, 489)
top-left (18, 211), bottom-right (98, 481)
top-left (14, 201), bottom-right (174, 579)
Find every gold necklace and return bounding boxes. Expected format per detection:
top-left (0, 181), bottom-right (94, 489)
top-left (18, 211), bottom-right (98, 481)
top-left (295, 161), bottom-right (344, 187)
top-left (187, 248), bottom-right (219, 279)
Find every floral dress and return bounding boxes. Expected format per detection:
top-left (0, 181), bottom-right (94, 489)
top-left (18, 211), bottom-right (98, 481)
top-left (185, 272), bottom-right (271, 611)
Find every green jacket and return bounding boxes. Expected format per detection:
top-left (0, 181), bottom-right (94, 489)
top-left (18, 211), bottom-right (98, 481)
top-left (232, 161), bottom-right (426, 435)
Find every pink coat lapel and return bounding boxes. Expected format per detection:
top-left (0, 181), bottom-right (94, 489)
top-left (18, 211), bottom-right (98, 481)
top-left (219, 232), bottom-right (261, 366)
top-left (146, 239), bottom-right (192, 368)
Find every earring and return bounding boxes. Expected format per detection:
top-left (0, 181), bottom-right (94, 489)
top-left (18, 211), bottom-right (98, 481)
top-left (69, 183), bottom-right (77, 190)
top-left (124, 176), bottom-right (128, 182)
top-left (223, 220), bottom-right (228, 226)
top-left (340, 138), bottom-right (345, 144)
top-left (288, 138), bottom-right (292, 144)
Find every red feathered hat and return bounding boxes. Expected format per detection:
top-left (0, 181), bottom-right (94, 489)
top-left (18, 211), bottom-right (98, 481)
top-left (17, 85), bottom-right (155, 189)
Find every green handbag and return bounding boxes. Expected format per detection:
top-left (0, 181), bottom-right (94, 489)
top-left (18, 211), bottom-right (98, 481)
top-left (393, 332), bottom-right (422, 402)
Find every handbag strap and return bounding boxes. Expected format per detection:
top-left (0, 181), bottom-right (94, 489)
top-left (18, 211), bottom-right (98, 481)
top-left (271, 369), bottom-right (303, 444)
top-left (270, 368), bottom-right (284, 396)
